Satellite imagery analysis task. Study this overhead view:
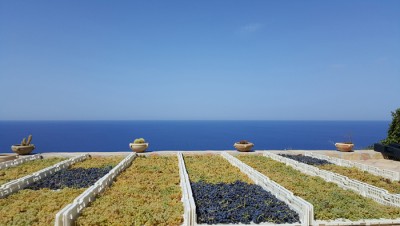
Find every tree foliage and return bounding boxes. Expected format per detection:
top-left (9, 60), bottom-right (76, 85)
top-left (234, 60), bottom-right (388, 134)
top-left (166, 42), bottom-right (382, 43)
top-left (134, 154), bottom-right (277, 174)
top-left (382, 108), bottom-right (400, 145)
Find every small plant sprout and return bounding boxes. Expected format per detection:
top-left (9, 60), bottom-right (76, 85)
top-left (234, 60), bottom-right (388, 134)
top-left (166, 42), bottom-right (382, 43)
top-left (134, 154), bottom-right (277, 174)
top-left (133, 138), bottom-right (146, 144)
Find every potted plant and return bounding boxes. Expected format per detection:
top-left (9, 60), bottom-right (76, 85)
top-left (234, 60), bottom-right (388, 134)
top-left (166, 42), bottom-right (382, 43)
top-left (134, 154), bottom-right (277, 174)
top-left (11, 135), bottom-right (35, 155)
top-left (129, 138), bottom-right (149, 153)
top-left (335, 134), bottom-right (354, 152)
top-left (234, 140), bottom-right (254, 152)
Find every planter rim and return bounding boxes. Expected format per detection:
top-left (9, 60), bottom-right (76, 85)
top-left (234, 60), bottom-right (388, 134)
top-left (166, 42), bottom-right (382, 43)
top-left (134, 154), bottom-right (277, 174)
top-left (11, 144), bottom-right (35, 155)
top-left (335, 142), bottom-right (354, 152)
top-left (335, 142), bottom-right (354, 146)
top-left (234, 142), bottom-right (254, 146)
top-left (129, 143), bottom-right (149, 146)
top-left (129, 143), bottom-right (149, 153)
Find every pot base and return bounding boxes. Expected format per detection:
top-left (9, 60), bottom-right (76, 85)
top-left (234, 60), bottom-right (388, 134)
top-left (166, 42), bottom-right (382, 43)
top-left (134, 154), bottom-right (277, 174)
top-left (11, 145), bottom-right (35, 155)
top-left (234, 142), bottom-right (254, 152)
top-left (335, 143), bottom-right (354, 152)
top-left (129, 143), bottom-right (149, 153)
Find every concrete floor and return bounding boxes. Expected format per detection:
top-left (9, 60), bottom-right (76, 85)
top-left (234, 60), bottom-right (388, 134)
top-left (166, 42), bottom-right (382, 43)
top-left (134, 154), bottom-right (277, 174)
top-left (2, 149), bottom-right (400, 174)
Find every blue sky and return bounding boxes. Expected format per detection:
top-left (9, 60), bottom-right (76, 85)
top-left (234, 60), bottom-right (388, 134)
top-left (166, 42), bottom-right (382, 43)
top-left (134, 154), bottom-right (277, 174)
top-left (1, 1), bottom-right (399, 120)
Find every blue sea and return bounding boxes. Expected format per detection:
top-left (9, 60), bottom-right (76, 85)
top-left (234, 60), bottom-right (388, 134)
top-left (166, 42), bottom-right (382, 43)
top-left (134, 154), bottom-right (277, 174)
top-left (0, 121), bottom-right (389, 153)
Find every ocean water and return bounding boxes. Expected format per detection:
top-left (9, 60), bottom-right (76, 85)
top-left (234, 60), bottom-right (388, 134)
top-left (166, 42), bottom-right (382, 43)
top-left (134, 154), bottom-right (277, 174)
top-left (0, 120), bottom-right (389, 153)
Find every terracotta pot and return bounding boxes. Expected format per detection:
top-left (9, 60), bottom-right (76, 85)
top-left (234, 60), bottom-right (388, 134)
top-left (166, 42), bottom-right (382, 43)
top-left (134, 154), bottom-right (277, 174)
top-left (335, 143), bottom-right (354, 152)
top-left (11, 145), bottom-right (35, 155)
top-left (129, 143), bottom-right (149, 153)
top-left (234, 142), bottom-right (254, 152)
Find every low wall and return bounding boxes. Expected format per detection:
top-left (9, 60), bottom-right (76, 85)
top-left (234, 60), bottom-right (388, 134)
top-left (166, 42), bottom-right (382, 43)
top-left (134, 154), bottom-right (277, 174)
top-left (0, 150), bottom-right (385, 161)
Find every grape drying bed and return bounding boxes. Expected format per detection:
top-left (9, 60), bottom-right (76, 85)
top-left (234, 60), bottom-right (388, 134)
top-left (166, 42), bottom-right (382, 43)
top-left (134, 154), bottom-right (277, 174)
top-left (0, 152), bottom-right (400, 226)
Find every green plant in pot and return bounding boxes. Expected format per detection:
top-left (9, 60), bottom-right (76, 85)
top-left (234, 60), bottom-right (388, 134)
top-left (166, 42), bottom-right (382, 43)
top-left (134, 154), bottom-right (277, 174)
top-left (234, 140), bottom-right (254, 152)
top-left (11, 135), bottom-right (35, 155)
top-left (129, 138), bottom-right (149, 153)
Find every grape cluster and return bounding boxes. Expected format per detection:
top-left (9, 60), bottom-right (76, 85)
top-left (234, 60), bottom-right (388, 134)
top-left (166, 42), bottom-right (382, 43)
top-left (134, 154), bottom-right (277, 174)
top-left (191, 181), bottom-right (300, 224)
top-left (279, 154), bottom-right (332, 166)
top-left (26, 166), bottom-right (112, 190)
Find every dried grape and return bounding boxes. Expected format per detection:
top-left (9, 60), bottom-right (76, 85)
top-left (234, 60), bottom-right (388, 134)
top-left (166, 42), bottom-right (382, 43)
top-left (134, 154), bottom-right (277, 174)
top-left (281, 154), bottom-right (400, 194)
top-left (26, 167), bottom-right (112, 190)
top-left (184, 154), bottom-right (252, 184)
top-left (237, 154), bottom-right (400, 220)
top-left (279, 154), bottom-right (332, 166)
top-left (0, 188), bottom-right (85, 225)
top-left (0, 158), bottom-right (66, 185)
top-left (185, 154), bottom-right (298, 224)
top-left (0, 156), bottom-right (122, 226)
top-left (76, 156), bottom-right (183, 226)
top-left (192, 181), bottom-right (299, 224)
top-left (319, 164), bottom-right (400, 194)
top-left (70, 156), bottom-right (124, 168)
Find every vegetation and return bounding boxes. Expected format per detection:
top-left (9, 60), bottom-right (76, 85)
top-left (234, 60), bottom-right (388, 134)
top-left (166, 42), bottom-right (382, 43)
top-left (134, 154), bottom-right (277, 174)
top-left (382, 108), bottom-right (400, 145)
top-left (76, 156), bottom-right (183, 226)
top-left (237, 140), bottom-right (250, 144)
top-left (237, 154), bottom-right (400, 220)
top-left (0, 157), bottom-right (65, 185)
top-left (133, 138), bottom-right (146, 144)
top-left (184, 154), bottom-right (252, 184)
top-left (0, 156), bottom-right (123, 226)
top-left (20, 134), bottom-right (33, 146)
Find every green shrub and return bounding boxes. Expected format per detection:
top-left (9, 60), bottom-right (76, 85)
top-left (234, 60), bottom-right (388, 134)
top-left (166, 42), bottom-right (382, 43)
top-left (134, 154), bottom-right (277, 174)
top-left (382, 108), bottom-right (400, 145)
top-left (133, 138), bottom-right (146, 144)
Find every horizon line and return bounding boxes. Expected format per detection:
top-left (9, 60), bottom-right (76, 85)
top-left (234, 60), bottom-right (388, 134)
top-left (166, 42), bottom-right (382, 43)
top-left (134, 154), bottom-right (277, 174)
top-left (0, 119), bottom-right (391, 122)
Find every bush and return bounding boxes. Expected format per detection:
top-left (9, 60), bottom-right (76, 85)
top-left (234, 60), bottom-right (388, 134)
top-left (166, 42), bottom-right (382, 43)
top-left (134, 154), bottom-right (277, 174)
top-left (382, 108), bottom-right (400, 145)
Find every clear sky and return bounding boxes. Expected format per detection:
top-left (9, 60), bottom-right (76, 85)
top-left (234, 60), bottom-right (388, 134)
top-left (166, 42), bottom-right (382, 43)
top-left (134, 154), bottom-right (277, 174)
top-left (1, 1), bottom-right (399, 120)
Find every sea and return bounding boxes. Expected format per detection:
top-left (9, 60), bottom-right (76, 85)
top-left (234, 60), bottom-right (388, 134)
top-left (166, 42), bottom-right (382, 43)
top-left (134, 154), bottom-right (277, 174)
top-left (0, 120), bottom-right (390, 153)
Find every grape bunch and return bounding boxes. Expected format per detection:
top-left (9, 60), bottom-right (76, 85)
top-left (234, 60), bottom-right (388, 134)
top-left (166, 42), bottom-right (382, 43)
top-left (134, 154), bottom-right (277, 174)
top-left (279, 154), bottom-right (332, 166)
top-left (191, 180), bottom-right (300, 224)
top-left (26, 166), bottom-right (112, 190)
